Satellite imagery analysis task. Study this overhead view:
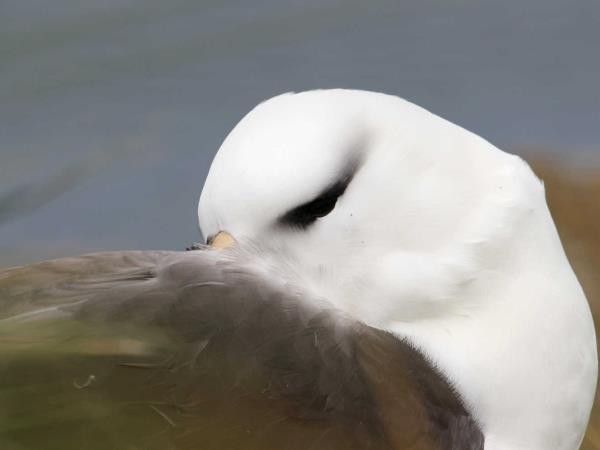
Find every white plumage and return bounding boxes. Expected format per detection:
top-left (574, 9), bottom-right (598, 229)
top-left (199, 89), bottom-right (597, 450)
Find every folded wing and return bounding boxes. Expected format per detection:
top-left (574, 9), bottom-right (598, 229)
top-left (0, 250), bottom-right (483, 450)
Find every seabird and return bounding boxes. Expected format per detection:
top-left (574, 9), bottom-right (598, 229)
top-left (0, 90), bottom-right (596, 450)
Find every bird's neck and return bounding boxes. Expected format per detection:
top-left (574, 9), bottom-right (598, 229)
top-left (389, 201), bottom-right (596, 450)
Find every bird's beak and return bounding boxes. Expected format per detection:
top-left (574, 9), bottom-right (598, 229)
top-left (208, 231), bottom-right (236, 250)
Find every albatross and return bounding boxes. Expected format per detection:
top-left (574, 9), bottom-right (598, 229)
top-left (0, 90), bottom-right (596, 450)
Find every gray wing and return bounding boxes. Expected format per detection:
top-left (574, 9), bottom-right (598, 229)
top-left (0, 250), bottom-right (483, 450)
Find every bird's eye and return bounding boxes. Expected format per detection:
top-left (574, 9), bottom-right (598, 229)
top-left (279, 176), bottom-right (351, 229)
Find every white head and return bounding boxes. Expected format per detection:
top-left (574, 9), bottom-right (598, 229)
top-left (198, 90), bottom-right (596, 450)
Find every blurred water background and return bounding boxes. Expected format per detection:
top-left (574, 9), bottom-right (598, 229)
top-left (1, 0), bottom-right (599, 267)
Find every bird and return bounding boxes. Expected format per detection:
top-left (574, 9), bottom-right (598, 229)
top-left (0, 89), bottom-right (596, 450)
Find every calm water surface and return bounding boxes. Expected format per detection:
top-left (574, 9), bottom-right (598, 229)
top-left (1, 0), bottom-right (599, 265)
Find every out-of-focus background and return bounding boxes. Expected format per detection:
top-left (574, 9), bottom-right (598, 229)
top-left (0, 0), bottom-right (599, 446)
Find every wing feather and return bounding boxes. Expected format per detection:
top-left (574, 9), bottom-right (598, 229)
top-left (0, 250), bottom-right (483, 450)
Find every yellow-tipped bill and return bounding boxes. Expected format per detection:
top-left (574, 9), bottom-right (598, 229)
top-left (209, 231), bottom-right (236, 249)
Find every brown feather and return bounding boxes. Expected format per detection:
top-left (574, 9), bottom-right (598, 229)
top-left (0, 250), bottom-right (483, 449)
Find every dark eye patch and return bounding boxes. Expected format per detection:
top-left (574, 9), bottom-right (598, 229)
top-left (279, 173), bottom-right (354, 229)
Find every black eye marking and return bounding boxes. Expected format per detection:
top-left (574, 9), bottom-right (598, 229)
top-left (279, 172), bottom-right (355, 229)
